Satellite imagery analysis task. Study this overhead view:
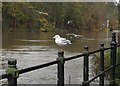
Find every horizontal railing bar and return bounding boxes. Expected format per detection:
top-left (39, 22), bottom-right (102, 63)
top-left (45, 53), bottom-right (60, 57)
top-left (89, 46), bottom-right (113, 55)
top-left (89, 44), bottom-right (120, 55)
top-left (104, 47), bottom-right (111, 51)
top-left (19, 53), bottom-right (85, 74)
top-left (65, 53), bottom-right (84, 61)
top-left (65, 46), bottom-right (113, 62)
top-left (116, 44), bottom-right (120, 47)
top-left (89, 49), bottom-right (100, 55)
top-left (18, 44), bottom-right (120, 74)
top-left (0, 74), bottom-right (8, 80)
top-left (19, 60), bottom-right (58, 74)
top-left (86, 63), bottom-right (120, 84)
top-left (0, 44), bottom-right (120, 79)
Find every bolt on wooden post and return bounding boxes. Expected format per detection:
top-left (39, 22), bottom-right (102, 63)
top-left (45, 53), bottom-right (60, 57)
top-left (57, 51), bottom-right (65, 86)
top-left (6, 58), bottom-right (19, 86)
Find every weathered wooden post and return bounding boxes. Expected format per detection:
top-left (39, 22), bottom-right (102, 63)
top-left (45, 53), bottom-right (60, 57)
top-left (57, 51), bottom-right (65, 86)
top-left (6, 58), bottom-right (19, 86)
top-left (110, 32), bottom-right (117, 86)
top-left (99, 43), bottom-right (104, 86)
top-left (82, 46), bottom-right (89, 86)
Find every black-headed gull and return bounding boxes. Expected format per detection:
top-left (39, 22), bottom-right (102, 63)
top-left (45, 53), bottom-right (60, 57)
top-left (53, 35), bottom-right (72, 46)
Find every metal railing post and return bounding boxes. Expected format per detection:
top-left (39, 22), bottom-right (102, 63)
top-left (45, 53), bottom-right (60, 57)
top-left (99, 43), bottom-right (104, 86)
top-left (6, 58), bottom-right (19, 86)
top-left (110, 32), bottom-right (117, 86)
top-left (57, 51), bottom-right (65, 86)
top-left (82, 46), bottom-right (89, 86)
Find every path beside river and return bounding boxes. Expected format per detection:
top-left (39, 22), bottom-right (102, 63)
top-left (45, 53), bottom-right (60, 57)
top-left (0, 47), bottom-right (96, 84)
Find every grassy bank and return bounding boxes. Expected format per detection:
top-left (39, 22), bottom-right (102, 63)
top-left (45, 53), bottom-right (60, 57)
top-left (91, 50), bottom-right (120, 84)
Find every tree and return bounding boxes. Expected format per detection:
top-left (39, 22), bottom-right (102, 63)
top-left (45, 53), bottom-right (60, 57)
top-left (2, 2), bottom-right (118, 31)
top-left (118, 3), bottom-right (120, 63)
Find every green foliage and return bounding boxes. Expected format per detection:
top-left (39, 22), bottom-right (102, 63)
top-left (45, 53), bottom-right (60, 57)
top-left (2, 2), bottom-right (118, 31)
top-left (91, 50), bottom-right (120, 84)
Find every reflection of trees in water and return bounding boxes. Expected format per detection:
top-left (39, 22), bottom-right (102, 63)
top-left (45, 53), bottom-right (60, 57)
top-left (2, 31), bottom-right (15, 49)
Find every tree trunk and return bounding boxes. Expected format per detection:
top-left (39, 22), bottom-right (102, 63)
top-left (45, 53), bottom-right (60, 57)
top-left (117, 3), bottom-right (120, 79)
top-left (13, 11), bottom-right (16, 29)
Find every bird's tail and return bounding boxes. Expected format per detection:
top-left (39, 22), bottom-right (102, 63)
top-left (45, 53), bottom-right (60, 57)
top-left (66, 40), bottom-right (72, 44)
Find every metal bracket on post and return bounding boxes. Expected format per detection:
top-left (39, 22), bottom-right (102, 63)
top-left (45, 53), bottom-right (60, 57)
top-left (6, 58), bottom-right (19, 86)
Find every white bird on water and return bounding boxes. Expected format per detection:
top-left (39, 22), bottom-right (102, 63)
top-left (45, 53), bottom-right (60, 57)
top-left (53, 35), bottom-right (72, 46)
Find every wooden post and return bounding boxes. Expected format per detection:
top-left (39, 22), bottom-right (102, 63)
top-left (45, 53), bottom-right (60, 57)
top-left (99, 43), bottom-right (104, 86)
top-left (6, 58), bottom-right (19, 86)
top-left (57, 51), bottom-right (65, 86)
top-left (82, 46), bottom-right (89, 86)
top-left (110, 32), bottom-right (117, 86)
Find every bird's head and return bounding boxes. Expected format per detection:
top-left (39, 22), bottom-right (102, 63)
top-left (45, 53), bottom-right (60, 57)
top-left (53, 35), bottom-right (60, 39)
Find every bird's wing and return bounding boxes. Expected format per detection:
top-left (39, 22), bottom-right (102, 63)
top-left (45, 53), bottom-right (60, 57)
top-left (60, 38), bottom-right (67, 43)
top-left (60, 38), bottom-right (71, 44)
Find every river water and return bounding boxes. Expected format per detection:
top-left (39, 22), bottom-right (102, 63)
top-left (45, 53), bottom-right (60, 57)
top-left (1, 29), bottom-right (112, 84)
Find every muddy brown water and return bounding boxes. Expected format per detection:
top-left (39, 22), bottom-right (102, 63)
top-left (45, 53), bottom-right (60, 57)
top-left (1, 29), bottom-right (112, 84)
